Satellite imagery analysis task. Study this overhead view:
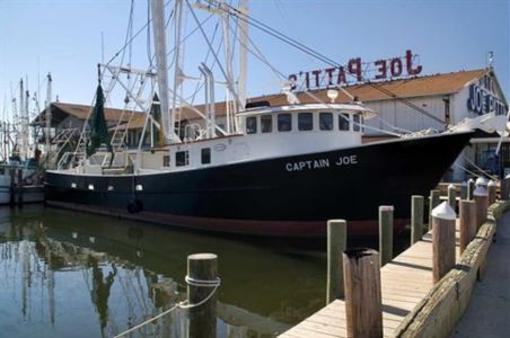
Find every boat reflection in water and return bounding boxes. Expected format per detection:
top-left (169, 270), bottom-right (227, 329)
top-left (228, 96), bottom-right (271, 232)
top-left (0, 206), bottom-right (330, 338)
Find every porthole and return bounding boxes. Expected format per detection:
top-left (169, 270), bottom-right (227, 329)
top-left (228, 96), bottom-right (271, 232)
top-left (135, 184), bottom-right (143, 191)
top-left (107, 185), bottom-right (114, 191)
top-left (71, 182), bottom-right (77, 189)
top-left (88, 184), bottom-right (94, 191)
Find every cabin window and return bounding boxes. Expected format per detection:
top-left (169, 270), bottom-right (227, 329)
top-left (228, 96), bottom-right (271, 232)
top-left (246, 116), bottom-right (257, 134)
top-left (353, 114), bottom-right (361, 132)
top-left (261, 114), bottom-right (272, 133)
top-left (339, 113), bottom-right (350, 131)
top-left (163, 155), bottom-right (170, 167)
top-left (277, 113), bottom-right (292, 132)
top-left (201, 148), bottom-right (211, 164)
top-left (175, 151), bottom-right (189, 166)
top-left (298, 113), bottom-right (313, 131)
top-left (319, 112), bottom-right (333, 130)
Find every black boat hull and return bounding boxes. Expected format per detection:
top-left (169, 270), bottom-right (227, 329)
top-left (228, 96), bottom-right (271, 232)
top-left (45, 132), bottom-right (473, 237)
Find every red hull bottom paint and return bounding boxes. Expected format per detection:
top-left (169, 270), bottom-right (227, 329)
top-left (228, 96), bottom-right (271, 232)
top-left (46, 201), bottom-right (407, 238)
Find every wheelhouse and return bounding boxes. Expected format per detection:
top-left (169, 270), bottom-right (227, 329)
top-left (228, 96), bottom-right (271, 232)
top-left (239, 103), bottom-right (374, 135)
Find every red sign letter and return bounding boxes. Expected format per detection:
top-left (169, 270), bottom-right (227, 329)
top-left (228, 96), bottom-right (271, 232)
top-left (374, 60), bottom-right (387, 80)
top-left (288, 74), bottom-right (298, 90)
top-left (406, 49), bottom-right (422, 76)
top-left (348, 58), bottom-right (362, 82)
top-left (390, 58), bottom-right (403, 77)
top-left (312, 69), bottom-right (322, 88)
top-left (336, 66), bottom-right (347, 85)
top-left (325, 67), bottom-right (336, 87)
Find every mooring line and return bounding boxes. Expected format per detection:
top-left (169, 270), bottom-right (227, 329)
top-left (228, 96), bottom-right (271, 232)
top-left (112, 275), bottom-right (221, 338)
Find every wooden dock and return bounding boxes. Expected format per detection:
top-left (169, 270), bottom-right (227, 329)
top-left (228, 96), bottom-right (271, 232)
top-left (279, 226), bottom-right (463, 338)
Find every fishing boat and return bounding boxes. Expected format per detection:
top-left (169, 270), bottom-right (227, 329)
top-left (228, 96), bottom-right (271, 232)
top-left (45, 0), bottom-right (490, 237)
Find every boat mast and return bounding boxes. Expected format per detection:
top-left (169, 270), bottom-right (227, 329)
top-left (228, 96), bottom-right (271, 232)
top-left (151, 0), bottom-right (174, 142)
top-left (19, 79), bottom-right (25, 159)
top-left (171, 0), bottom-right (184, 142)
top-left (45, 73), bottom-right (52, 155)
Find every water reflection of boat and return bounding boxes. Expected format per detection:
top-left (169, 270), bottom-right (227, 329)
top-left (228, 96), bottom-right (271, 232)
top-left (0, 208), bottom-right (311, 337)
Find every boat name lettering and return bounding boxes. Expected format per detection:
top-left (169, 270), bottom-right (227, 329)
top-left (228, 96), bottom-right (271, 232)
top-left (286, 159), bottom-right (330, 172)
top-left (335, 155), bottom-right (358, 166)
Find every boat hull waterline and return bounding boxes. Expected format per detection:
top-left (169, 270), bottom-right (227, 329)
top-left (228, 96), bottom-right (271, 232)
top-left (45, 132), bottom-right (473, 237)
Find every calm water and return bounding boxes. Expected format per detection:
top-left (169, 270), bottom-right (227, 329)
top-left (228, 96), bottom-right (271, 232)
top-left (0, 205), bottom-right (409, 338)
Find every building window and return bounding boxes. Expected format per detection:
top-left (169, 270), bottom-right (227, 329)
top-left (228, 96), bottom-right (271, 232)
top-left (246, 116), bottom-right (257, 134)
top-left (163, 155), bottom-right (170, 167)
top-left (319, 112), bottom-right (333, 130)
top-left (298, 113), bottom-right (313, 131)
top-left (175, 151), bottom-right (189, 167)
top-left (339, 113), bottom-right (350, 131)
top-left (277, 113), bottom-right (292, 132)
top-left (261, 114), bottom-right (272, 133)
top-left (201, 148), bottom-right (211, 164)
top-left (353, 114), bottom-right (361, 132)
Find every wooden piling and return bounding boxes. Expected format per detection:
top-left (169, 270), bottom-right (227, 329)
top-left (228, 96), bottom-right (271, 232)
top-left (343, 248), bottom-right (382, 338)
top-left (447, 184), bottom-right (456, 210)
top-left (459, 200), bottom-right (476, 255)
top-left (9, 168), bottom-right (15, 206)
top-left (17, 168), bottom-right (23, 206)
top-left (411, 195), bottom-right (424, 245)
top-left (487, 180), bottom-right (497, 205)
top-left (378, 206), bottom-right (393, 267)
top-left (188, 253), bottom-right (218, 338)
top-left (431, 202), bottom-right (456, 283)
top-left (428, 190), bottom-right (441, 230)
top-left (460, 181), bottom-right (468, 200)
top-left (501, 176), bottom-right (510, 200)
top-left (467, 178), bottom-right (475, 200)
top-left (326, 220), bottom-right (347, 304)
top-left (474, 186), bottom-right (489, 229)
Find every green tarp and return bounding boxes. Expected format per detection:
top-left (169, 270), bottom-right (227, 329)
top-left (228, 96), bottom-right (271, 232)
top-left (87, 84), bottom-right (112, 156)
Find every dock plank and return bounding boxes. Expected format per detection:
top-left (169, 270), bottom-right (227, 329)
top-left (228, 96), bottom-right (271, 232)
top-left (278, 223), bottom-right (462, 338)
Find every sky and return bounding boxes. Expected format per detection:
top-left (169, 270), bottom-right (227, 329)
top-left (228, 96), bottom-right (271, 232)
top-left (0, 0), bottom-right (508, 118)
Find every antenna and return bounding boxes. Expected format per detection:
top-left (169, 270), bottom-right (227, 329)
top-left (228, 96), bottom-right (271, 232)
top-left (487, 51), bottom-right (494, 69)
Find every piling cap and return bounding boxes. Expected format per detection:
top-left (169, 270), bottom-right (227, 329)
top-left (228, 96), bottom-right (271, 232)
top-left (488, 180), bottom-right (497, 187)
top-left (431, 201), bottom-right (456, 220)
top-left (379, 205), bottom-right (394, 212)
top-left (475, 177), bottom-right (489, 187)
top-left (474, 185), bottom-right (489, 197)
top-left (468, 178), bottom-right (475, 184)
top-left (448, 183), bottom-right (456, 190)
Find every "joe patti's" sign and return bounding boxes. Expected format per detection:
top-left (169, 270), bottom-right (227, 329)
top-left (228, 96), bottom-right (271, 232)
top-left (288, 49), bottom-right (423, 90)
top-left (467, 75), bottom-right (507, 116)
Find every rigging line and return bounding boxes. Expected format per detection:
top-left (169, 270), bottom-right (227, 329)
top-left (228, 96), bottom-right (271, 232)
top-left (185, 0), bottom-right (242, 107)
top-left (208, 0), bottom-right (445, 125)
top-left (105, 0), bottom-right (173, 68)
top-left (188, 21), bottom-right (222, 104)
top-left (453, 162), bottom-right (482, 180)
top-left (462, 154), bottom-right (499, 181)
top-left (147, 0), bottom-right (152, 67)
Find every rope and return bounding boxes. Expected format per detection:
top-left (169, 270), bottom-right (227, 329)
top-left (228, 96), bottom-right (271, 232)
top-left (112, 275), bottom-right (221, 338)
top-left (462, 155), bottom-right (499, 181)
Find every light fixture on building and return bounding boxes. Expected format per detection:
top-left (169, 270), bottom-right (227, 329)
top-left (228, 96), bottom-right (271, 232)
top-left (327, 89), bottom-right (339, 103)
